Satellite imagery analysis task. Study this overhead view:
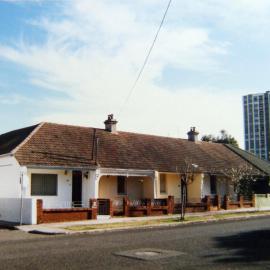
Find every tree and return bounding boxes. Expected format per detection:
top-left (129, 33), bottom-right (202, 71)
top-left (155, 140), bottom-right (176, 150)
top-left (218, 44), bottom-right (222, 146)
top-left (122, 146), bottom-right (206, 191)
top-left (177, 159), bottom-right (198, 220)
top-left (201, 129), bottom-right (239, 147)
top-left (221, 163), bottom-right (262, 197)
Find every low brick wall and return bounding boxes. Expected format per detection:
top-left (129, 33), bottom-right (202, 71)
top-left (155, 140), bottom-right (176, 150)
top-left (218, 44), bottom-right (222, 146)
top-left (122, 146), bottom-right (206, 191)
top-left (128, 207), bottom-right (169, 217)
top-left (37, 200), bottom-right (97, 224)
top-left (174, 203), bottom-right (206, 214)
top-left (123, 196), bottom-right (174, 217)
top-left (224, 195), bottom-right (255, 210)
top-left (173, 195), bottom-right (255, 213)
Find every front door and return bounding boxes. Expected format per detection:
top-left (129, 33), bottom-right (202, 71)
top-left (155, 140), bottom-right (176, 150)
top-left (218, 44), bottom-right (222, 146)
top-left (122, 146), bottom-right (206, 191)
top-left (72, 171), bottom-right (82, 207)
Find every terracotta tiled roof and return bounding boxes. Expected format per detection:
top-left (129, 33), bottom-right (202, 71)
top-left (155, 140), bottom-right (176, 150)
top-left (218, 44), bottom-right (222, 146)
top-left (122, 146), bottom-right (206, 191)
top-left (14, 123), bottom-right (96, 168)
top-left (0, 122), bottom-right (268, 173)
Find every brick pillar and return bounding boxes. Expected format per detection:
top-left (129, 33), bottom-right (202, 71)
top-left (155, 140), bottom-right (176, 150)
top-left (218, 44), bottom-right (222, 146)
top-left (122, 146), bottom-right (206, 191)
top-left (109, 199), bottom-right (113, 217)
top-left (91, 207), bottom-right (97, 219)
top-left (89, 199), bottom-right (97, 220)
top-left (216, 195), bottom-right (221, 210)
top-left (239, 195), bottom-right (244, 208)
top-left (252, 194), bottom-right (256, 207)
top-left (167, 196), bottom-right (174, 214)
top-left (146, 199), bottom-right (151, 216)
top-left (123, 197), bottom-right (130, 217)
top-left (224, 195), bottom-right (229, 210)
top-left (89, 199), bottom-right (97, 208)
top-left (36, 199), bottom-right (43, 224)
top-left (205, 195), bottom-right (211, 211)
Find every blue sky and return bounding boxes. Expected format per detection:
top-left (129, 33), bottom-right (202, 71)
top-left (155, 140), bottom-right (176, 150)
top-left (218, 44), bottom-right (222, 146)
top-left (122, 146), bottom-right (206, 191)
top-left (1, 0), bottom-right (270, 147)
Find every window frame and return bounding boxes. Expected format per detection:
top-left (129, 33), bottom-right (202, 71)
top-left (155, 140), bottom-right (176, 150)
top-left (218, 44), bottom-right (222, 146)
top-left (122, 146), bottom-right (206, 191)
top-left (31, 173), bottom-right (58, 196)
top-left (159, 174), bottom-right (167, 194)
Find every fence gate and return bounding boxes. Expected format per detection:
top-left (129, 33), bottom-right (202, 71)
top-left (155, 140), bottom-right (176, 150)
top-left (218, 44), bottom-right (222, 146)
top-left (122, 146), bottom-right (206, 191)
top-left (97, 199), bottom-right (110, 215)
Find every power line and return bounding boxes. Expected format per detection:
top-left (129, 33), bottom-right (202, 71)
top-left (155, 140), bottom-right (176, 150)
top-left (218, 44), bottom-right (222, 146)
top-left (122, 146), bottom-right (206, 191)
top-left (118, 0), bottom-right (172, 116)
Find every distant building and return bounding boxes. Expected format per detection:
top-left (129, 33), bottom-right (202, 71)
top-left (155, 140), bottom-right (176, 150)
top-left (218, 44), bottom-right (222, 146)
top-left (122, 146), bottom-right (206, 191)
top-left (243, 91), bottom-right (270, 160)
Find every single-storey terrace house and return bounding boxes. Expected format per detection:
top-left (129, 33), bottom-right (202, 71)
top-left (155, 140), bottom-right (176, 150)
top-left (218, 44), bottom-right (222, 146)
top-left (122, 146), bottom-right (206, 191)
top-left (0, 115), bottom-right (269, 224)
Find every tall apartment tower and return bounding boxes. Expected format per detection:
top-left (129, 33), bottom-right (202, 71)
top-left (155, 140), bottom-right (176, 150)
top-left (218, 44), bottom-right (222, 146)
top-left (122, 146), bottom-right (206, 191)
top-left (243, 91), bottom-right (270, 160)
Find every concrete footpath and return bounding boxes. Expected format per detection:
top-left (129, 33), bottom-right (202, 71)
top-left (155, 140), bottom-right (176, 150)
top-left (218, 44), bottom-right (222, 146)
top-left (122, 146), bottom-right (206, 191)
top-left (16, 207), bottom-right (270, 235)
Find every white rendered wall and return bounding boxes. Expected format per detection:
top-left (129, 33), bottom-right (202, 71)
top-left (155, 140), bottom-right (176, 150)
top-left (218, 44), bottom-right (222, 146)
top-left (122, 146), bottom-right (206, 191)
top-left (143, 177), bottom-right (154, 198)
top-left (202, 174), bottom-right (211, 197)
top-left (187, 174), bottom-right (203, 202)
top-left (255, 194), bottom-right (270, 208)
top-left (98, 175), bottom-right (145, 200)
top-left (0, 155), bottom-right (21, 198)
top-left (127, 177), bottom-right (143, 200)
top-left (26, 169), bottom-right (73, 209)
top-left (0, 198), bottom-right (37, 224)
top-left (82, 171), bottom-right (95, 206)
top-left (157, 173), bottom-right (180, 199)
top-left (202, 174), bottom-right (232, 197)
top-left (88, 170), bottom-right (99, 199)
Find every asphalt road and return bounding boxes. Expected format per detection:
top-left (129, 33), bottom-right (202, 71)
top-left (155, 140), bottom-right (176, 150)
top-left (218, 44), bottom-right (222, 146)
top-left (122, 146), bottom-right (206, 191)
top-left (0, 217), bottom-right (270, 270)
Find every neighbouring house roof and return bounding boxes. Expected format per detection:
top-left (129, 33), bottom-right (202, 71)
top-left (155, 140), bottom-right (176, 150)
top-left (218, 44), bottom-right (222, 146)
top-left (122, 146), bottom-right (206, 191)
top-left (225, 144), bottom-right (270, 175)
top-left (0, 124), bottom-right (39, 155)
top-left (0, 122), bottom-right (269, 174)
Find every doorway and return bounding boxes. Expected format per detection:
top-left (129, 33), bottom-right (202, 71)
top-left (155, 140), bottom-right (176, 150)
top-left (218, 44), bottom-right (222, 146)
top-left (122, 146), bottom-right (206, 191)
top-left (72, 171), bottom-right (82, 207)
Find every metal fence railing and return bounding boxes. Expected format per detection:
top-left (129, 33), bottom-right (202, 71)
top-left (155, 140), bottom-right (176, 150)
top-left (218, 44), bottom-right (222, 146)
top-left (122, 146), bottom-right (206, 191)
top-left (151, 199), bottom-right (167, 207)
top-left (129, 199), bottom-right (147, 207)
top-left (43, 201), bottom-right (87, 209)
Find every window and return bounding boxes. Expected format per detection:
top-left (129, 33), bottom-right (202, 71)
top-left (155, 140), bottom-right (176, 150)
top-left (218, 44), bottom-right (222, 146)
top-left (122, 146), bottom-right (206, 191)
top-left (117, 176), bottom-right (126, 195)
top-left (31, 174), bottom-right (58, 196)
top-left (160, 174), bottom-right (167, 193)
top-left (210, 175), bottom-right (217, 194)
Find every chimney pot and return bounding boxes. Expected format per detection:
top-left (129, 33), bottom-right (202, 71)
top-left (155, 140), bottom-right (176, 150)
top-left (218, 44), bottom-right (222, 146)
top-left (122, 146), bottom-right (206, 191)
top-left (104, 114), bottom-right (118, 133)
top-left (187, 127), bottom-right (199, 142)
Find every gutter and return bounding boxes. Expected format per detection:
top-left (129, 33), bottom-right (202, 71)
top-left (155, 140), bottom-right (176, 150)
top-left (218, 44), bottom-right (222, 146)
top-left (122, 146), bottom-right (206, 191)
top-left (99, 168), bottom-right (156, 178)
top-left (25, 165), bottom-right (98, 171)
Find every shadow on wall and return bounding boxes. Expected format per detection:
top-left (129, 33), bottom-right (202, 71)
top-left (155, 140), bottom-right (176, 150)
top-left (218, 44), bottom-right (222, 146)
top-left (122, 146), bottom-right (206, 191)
top-left (209, 229), bottom-right (270, 264)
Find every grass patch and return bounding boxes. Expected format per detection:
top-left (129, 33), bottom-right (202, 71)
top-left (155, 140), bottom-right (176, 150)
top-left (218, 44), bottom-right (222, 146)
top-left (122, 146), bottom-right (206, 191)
top-left (212, 211), bottom-right (270, 219)
top-left (64, 211), bottom-right (270, 231)
top-left (65, 218), bottom-right (179, 231)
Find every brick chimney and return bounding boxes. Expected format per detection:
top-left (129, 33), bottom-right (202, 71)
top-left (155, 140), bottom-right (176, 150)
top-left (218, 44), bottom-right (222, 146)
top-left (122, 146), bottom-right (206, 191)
top-left (104, 114), bottom-right (118, 133)
top-left (187, 127), bottom-right (199, 142)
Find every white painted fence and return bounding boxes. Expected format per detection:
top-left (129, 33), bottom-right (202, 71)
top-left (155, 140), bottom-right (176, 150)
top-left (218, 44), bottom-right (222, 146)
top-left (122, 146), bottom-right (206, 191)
top-left (255, 194), bottom-right (270, 209)
top-left (0, 198), bottom-right (37, 225)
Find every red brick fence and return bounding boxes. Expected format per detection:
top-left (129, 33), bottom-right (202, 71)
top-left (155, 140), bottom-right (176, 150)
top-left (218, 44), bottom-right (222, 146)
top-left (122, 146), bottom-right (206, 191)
top-left (123, 196), bottom-right (175, 217)
top-left (36, 194), bottom-right (255, 224)
top-left (223, 195), bottom-right (255, 210)
top-left (37, 199), bottom-right (97, 224)
top-left (173, 194), bottom-right (255, 213)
